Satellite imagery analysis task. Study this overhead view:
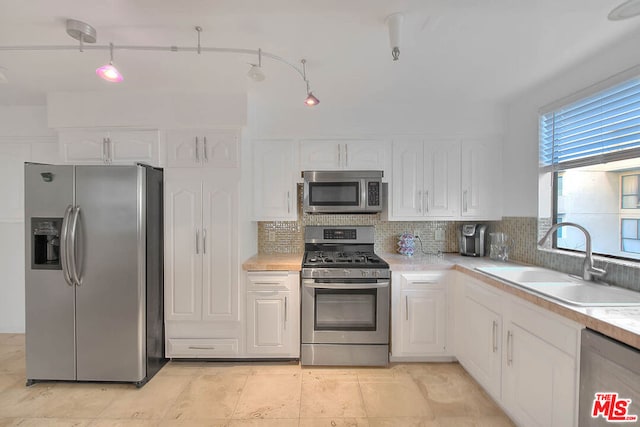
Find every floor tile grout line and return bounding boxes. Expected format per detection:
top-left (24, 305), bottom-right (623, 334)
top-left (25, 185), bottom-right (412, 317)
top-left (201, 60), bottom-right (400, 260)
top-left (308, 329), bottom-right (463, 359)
top-left (356, 371), bottom-right (370, 420)
top-left (229, 371), bottom-right (251, 420)
top-left (155, 368), bottom-right (198, 421)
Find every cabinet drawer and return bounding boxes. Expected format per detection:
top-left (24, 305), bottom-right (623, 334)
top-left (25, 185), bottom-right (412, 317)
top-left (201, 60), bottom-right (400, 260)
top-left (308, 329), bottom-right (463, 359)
top-left (247, 271), bottom-right (292, 291)
top-left (508, 298), bottom-right (580, 357)
top-left (167, 338), bottom-right (239, 357)
top-left (398, 271), bottom-right (447, 290)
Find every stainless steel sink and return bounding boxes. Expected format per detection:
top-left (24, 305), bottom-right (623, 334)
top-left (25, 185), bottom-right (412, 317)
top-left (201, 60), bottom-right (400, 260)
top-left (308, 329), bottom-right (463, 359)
top-left (476, 266), bottom-right (640, 307)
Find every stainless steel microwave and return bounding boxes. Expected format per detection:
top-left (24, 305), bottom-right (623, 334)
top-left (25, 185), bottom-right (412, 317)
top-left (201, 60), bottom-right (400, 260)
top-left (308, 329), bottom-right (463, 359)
top-left (303, 170), bottom-right (383, 214)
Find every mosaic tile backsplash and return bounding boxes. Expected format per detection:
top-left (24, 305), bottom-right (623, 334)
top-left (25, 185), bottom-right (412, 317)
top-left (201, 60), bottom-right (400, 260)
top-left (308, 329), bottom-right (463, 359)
top-left (258, 187), bottom-right (640, 292)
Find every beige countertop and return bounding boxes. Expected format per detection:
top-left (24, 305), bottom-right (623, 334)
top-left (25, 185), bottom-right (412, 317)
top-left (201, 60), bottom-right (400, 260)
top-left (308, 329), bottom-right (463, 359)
top-left (381, 252), bottom-right (640, 350)
top-left (242, 253), bottom-right (303, 271)
top-left (242, 251), bottom-right (639, 349)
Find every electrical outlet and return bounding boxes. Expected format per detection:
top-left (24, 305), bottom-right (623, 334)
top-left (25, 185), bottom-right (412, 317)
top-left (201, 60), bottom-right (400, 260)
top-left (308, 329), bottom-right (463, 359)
top-left (435, 229), bottom-right (445, 241)
top-left (268, 230), bottom-right (276, 242)
top-left (413, 230), bottom-right (419, 239)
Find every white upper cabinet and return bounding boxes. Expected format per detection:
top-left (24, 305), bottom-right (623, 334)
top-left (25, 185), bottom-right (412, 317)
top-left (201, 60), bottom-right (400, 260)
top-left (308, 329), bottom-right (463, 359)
top-left (58, 129), bottom-right (160, 165)
top-left (166, 129), bottom-right (240, 168)
top-left (299, 139), bottom-right (389, 177)
top-left (460, 139), bottom-right (502, 219)
top-left (390, 139), bottom-right (460, 220)
top-left (252, 140), bottom-right (297, 221)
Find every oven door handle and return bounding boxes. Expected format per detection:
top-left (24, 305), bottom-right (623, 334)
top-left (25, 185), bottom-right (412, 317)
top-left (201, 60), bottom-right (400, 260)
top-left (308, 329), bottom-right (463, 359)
top-left (302, 279), bottom-right (390, 289)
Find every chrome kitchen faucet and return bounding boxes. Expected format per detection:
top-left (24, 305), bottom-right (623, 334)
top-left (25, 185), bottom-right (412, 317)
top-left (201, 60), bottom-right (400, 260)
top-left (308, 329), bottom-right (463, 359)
top-left (538, 222), bottom-right (607, 283)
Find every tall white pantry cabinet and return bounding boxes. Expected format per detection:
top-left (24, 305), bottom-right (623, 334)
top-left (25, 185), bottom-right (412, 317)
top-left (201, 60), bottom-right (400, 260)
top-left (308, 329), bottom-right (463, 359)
top-left (163, 129), bottom-right (243, 358)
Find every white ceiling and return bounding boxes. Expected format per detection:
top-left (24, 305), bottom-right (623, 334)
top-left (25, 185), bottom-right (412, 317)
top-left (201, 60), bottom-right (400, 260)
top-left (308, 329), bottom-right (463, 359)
top-left (0, 0), bottom-right (638, 109)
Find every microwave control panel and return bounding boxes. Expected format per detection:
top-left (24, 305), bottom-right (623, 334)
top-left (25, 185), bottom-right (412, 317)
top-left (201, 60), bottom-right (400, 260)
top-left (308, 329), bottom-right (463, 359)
top-left (368, 182), bottom-right (380, 206)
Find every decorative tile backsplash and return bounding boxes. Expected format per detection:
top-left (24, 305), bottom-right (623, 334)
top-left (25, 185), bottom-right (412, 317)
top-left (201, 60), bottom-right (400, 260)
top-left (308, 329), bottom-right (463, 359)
top-left (257, 185), bottom-right (640, 291)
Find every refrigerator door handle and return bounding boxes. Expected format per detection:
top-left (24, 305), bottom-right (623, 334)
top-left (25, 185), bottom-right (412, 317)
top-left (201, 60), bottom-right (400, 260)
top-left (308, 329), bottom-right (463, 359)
top-left (202, 228), bottom-right (207, 254)
top-left (69, 206), bottom-right (82, 286)
top-left (60, 204), bottom-right (74, 286)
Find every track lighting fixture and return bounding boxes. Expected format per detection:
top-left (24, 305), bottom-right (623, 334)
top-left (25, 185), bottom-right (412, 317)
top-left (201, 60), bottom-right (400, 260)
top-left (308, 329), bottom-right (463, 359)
top-left (247, 48), bottom-right (266, 82)
top-left (301, 59), bottom-right (320, 107)
top-left (0, 20), bottom-right (321, 106)
top-left (386, 13), bottom-right (404, 61)
top-left (96, 43), bottom-right (123, 83)
top-left (608, 0), bottom-right (640, 20)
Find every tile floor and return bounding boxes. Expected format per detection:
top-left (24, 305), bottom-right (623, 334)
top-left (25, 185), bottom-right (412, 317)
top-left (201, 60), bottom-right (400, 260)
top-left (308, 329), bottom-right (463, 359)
top-left (0, 334), bottom-right (514, 426)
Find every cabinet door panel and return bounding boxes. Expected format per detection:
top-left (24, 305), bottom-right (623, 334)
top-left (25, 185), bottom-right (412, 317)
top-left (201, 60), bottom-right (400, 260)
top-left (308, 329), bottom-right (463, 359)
top-left (424, 141), bottom-right (460, 217)
top-left (202, 171), bottom-right (238, 322)
top-left (299, 141), bottom-right (340, 170)
top-left (504, 324), bottom-right (575, 427)
top-left (247, 292), bottom-right (287, 354)
top-left (460, 140), bottom-right (500, 218)
top-left (344, 141), bottom-right (389, 172)
top-left (459, 293), bottom-right (502, 399)
top-left (166, 132), bottom-right (199, 167)
top-left (202, 131), bottom-right (240, 168)
top-left (110, 130), bottom-right (158, 164)
top-left (59, 131), bottom-right (106, 164)
top-left (400, 289), bottom-right (446, 354)
top-left (253, 140), bottom-right (296, 220)
top-left (392, 140), bottom-right (423, 218)
top-left (164, 170), bottom-right (203, 320)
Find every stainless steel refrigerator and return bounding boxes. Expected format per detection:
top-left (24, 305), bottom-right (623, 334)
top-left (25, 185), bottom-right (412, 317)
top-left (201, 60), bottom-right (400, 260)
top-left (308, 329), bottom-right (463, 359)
top-left (24, 163), bottom-right (166, 387)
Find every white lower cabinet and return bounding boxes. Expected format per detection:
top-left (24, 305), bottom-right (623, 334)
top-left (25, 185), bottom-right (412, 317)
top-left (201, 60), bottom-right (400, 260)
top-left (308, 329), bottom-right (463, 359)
top-left (457, 277), bottom-right (503, 400)
top-left (167, 338), bottom-right (239, 358)
top-left (391, 271), bottom-right (452, 361)
top-left (455, 273), bottom-right (581, 427)
top-left (503, 323), bottom-right (576, 427)
top-left (245, 271), bottom-right (300, 357)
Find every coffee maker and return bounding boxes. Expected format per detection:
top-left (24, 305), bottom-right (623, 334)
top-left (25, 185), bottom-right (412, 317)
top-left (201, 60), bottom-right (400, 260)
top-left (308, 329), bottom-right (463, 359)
top-left (459, 224), bottom-right (487, 257)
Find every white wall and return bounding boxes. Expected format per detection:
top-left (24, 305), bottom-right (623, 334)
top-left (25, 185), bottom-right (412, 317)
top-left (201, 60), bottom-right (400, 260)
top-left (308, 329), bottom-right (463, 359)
top-left (0, 106), bottom-right (56, 333)
top-left (247, 94), bottom-right (505, 138)
top-left (502, 26), bottom-right (640, 217)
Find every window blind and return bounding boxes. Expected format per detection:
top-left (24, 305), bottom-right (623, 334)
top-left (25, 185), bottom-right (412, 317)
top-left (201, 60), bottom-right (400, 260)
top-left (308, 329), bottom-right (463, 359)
top-left (540, 77), bottom-right (640, 170)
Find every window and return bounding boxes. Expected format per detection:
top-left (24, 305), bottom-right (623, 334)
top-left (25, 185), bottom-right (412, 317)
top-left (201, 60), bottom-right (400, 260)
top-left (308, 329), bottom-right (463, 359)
top-left (622, 219), bottom-right (640, 253)
top-left (621, 174), bottom-right (640, 209)
top-left (539, 74), bottom-right (640, 261)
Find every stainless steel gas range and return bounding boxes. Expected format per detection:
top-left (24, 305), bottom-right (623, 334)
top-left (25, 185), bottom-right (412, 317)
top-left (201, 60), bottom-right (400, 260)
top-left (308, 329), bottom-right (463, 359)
top-left (301, 226), bottom-right (390, 366)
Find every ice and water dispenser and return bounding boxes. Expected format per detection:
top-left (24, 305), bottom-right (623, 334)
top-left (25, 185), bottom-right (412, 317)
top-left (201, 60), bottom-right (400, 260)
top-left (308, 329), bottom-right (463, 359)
top-left (31, 218), bottom-right (62, 269)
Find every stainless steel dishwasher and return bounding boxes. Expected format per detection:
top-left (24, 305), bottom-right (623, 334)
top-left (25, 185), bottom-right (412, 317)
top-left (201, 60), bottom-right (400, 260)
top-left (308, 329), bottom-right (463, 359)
top-left (579, 329), bottom-right (640, 426)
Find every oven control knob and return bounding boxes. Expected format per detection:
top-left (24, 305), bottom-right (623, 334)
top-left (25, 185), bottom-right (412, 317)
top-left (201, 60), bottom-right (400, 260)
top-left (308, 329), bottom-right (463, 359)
top-left (361, 270), bottom-right (369, 277)
top-left (323, 269), bottom-right (330, 277)
top-left (373, 270), bottom-right (380, 277)
top-left (343, 269), bottom-right (350, 276)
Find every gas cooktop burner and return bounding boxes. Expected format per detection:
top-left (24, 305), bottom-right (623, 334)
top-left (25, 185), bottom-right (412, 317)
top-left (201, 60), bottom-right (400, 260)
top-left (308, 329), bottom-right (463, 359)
top-left (303, 251), bottom-right (387, 267)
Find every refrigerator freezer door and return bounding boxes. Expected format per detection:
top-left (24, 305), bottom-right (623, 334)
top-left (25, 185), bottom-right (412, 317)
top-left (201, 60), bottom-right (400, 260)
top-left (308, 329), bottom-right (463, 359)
top-left (25, 163), bottom-right (76, 381)
top-left (74, 166), bottom-right (146, 382)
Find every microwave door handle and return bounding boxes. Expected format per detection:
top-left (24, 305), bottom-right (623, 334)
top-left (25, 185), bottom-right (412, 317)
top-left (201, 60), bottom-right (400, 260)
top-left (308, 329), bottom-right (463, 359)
top-left (60, 205), bottom-right (74, 286)
top-left (361, 179), bottom-right (367, 209)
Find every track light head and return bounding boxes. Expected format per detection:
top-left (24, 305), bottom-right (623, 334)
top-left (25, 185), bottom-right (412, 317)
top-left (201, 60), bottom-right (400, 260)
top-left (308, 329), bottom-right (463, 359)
top-left (96, 64), bottom-right (123, 82)
top-left (608, 0), bottom-right (640, 20)
top-left (96, 43), bottom-right (123, 83)
top-left (386, 13), bottom-right (404, 61)
top-left (304, 92), bottom-right (320, 106)
top-left (247, 64), bottom-right (265, 82)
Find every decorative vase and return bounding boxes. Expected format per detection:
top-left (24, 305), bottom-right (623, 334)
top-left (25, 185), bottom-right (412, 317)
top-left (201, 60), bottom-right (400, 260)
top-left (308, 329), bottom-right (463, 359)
top-left (397, 232), bottom-right (415, 256)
